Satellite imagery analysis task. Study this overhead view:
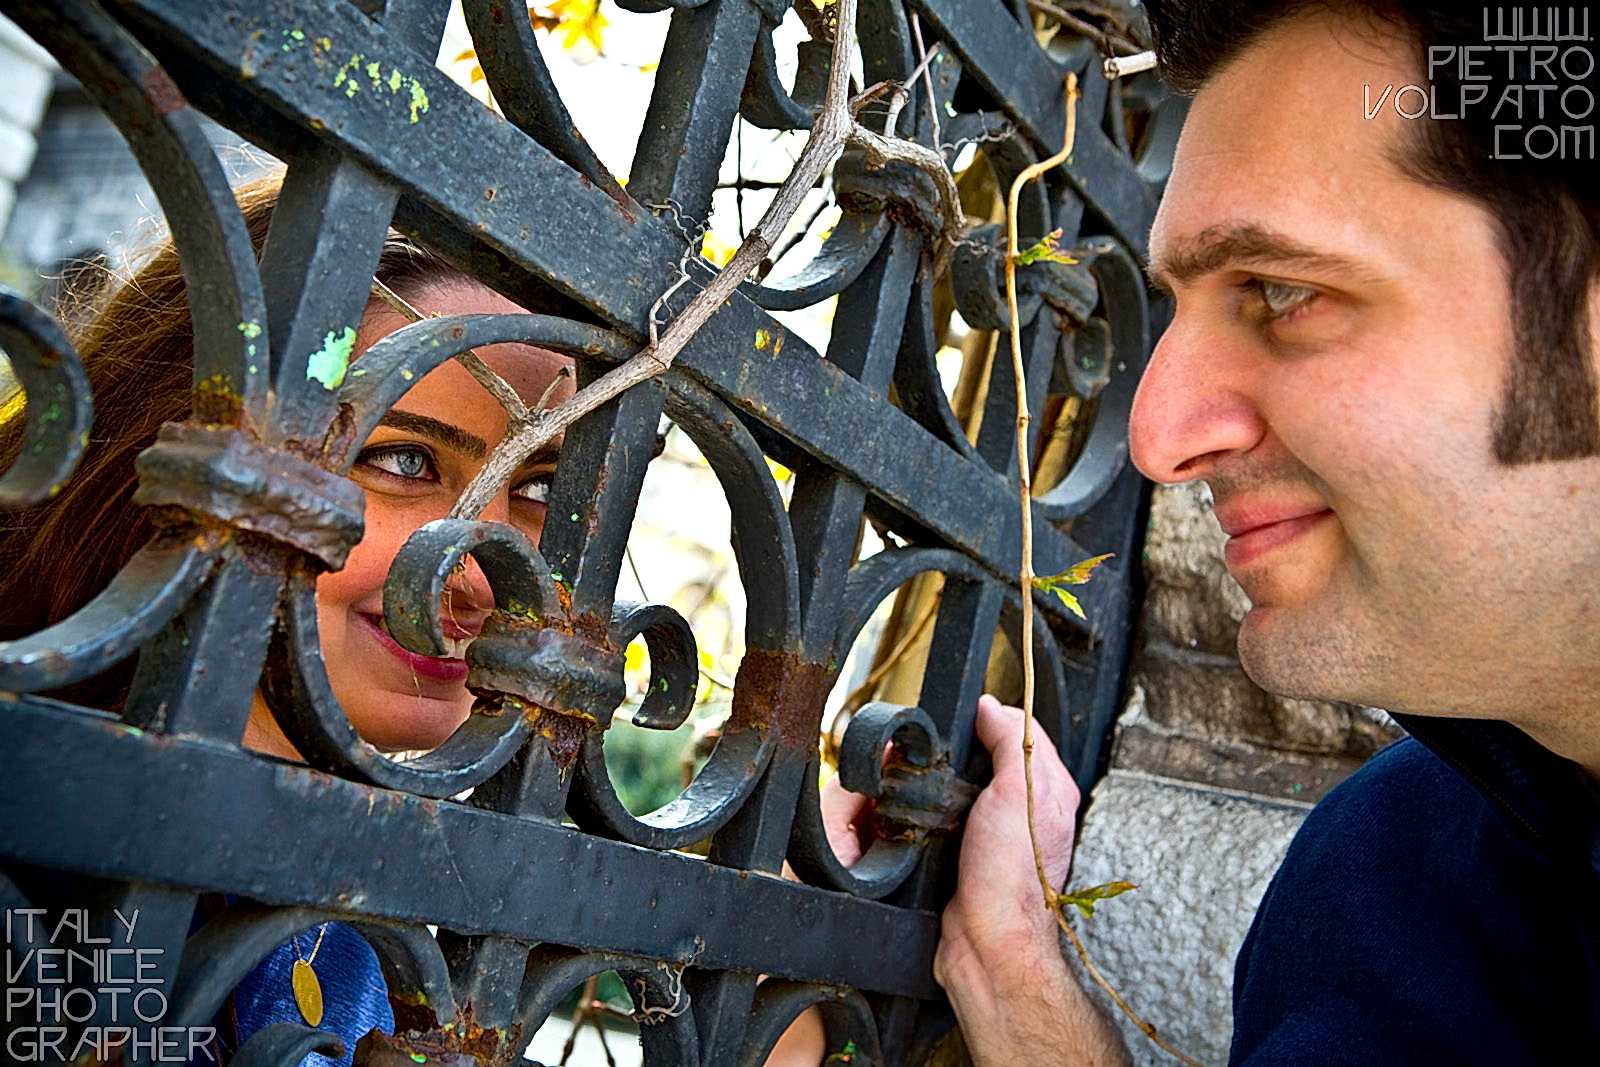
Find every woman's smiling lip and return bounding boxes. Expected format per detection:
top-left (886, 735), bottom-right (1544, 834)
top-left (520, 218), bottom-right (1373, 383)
top-left (356, 612), bottom-right (469, 683)
top-left (1217, 505), bottom-right (1335, 569)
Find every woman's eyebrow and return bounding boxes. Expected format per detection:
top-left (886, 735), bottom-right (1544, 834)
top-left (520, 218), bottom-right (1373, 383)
top-left (376, 410), bottom-right (488, 459)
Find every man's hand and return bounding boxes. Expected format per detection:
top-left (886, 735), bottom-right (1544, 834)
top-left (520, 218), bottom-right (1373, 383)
top-left (933, 695), bottom-right (1130, 1066)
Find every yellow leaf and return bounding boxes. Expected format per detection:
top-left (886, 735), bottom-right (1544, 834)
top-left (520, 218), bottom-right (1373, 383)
top-left (766, 457), bottom-right (792, 483)
top-left (1050, 552), bottom-right (1114, 586)
top-left (638, 60), bottom-right (660, 73)
top-left (624, 640), bottom-right (647, 675)
top-left (453, 48), bottom-right (477, 63)
top-left (548, 0), bottom-right (607, 54)
top-left (700, 231), bottom-right (738, 268)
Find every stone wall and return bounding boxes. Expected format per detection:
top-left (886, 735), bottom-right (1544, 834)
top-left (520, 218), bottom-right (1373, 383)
top-left (1067, 481), bottom-right (1398, 1065)
top-left (0, 16), bottom-right (54, 261)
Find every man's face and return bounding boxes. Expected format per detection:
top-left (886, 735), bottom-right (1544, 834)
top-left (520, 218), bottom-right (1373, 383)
top-left (1131, 12), bottom-right (1600, 733)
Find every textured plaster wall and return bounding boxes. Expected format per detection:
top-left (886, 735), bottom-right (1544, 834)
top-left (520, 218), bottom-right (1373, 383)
top-left (1068, 772), bottom-right (1309, 1065)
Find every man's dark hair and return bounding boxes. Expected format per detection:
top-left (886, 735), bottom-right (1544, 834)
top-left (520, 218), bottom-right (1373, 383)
top-left (1144, 1), bottom-right (1600, 464)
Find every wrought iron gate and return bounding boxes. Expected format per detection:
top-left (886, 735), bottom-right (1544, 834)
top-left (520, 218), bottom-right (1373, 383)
top-left (0, 0), bottom-right (1178, 1062)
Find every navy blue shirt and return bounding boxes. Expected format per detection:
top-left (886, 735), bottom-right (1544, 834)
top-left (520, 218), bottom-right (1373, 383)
top-left (1230, 736), bottom-right (1600, 1064)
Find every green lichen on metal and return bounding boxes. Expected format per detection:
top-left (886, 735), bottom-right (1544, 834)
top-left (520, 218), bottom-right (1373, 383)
top-left (306, 326), bottom-right (357, 390)
top-left (400, 368), bottom-right (414, 381)
top-left (280, 28), bottom-right (304, 52)
top-left (407, 79), bottom-right (430, 123)
top-left (365, 61), bottom-right (382, 89)
top-left (237, 320), bottom-right (262, 339)
top-left (388, 68), bottom-right (403, 92)
top-left (334, 54), bottom-right (365, 98)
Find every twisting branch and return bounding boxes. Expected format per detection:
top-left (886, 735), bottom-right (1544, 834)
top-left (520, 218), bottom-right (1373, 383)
top-left (1026, 0), bottom-right (1146, 57)
top-left (909, 12), bottom-right (942, 151)
top-left (448, 0), bottom-right (965, 522)
top-left (372, 278), bottom-right (529, 419)
top-left (1006, 78), bottom-right (1203, 1067)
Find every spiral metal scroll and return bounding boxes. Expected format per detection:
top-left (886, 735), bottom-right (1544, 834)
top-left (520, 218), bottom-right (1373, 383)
top-left (0, 290), bottom-right (92, 507)
top-left (565, 377), bottom-right (799, 849)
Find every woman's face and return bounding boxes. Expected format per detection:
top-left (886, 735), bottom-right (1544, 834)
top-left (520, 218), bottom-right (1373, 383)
top-left (305, 276), bottom-right (574, 753)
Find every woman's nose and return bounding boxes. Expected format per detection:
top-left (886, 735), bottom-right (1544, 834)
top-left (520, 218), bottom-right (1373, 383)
top-left (442, 553), bottom-right (496, 620)
top-left (1128, 316), bottom-right (1268, 484)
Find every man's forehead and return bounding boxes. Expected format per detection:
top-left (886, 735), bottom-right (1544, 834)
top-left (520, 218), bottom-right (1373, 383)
top-left (1148, 9), bottom-right (1426, 284)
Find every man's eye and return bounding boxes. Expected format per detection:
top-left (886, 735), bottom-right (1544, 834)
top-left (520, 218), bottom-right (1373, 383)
top-left (358, 445), bottom-right (433, 480)
top-left (512, 473), bottom-right (553, 504)
top-left (1253, 279), bottom-right (1318, 319)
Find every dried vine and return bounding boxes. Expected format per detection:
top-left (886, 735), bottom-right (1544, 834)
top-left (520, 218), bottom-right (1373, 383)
top-left (1005, 76), bottom-right (1202, 1067)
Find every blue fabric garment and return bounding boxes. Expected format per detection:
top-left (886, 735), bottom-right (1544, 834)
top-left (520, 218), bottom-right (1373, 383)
top-left (191, 921), bottom-right (394, 1067)
top-left (1229, 736), bottom-right (1600, 1064)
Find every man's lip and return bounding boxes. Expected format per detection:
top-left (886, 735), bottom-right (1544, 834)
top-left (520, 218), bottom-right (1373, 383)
top-left (1219, 507), bottom-right (1334, 569)
top-left (1213, 502), bottom-right (1331, 538)
top-left (356, 613), bottom-right (469, 683)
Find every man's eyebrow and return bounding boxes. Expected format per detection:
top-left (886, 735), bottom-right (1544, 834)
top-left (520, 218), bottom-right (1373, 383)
top-left (376, 411), bottom-right (488, 459)
top-left (1147, 223), bottom-right (1375, 292)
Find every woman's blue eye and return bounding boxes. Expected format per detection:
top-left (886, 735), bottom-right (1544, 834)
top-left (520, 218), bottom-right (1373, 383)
top-left (361, 446), bottom-right (432, 480)
top-left (512, 474), bottom-right (553, 504)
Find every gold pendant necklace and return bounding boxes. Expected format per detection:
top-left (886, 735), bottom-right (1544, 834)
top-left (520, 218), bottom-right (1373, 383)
top-left (290, 923), bottom-right (329, 1028)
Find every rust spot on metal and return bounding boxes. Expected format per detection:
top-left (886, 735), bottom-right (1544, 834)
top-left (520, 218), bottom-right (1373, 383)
top-left (874, 755), bottom-right (980, 842)
top-left (386, 989), bottom-right (440, 1034)
top-left (357, 999), bottom-right (515, 1065)
top-left (728, 645), bottom-right (832, 745)
top-left (539, 709), bottom-right (589, 771)
top-left (142, 67), bottom-right (187, 115)
top-left (192, 375), bottom-right (243, 426)
top-left (318, 402), bottom-right (359, 465)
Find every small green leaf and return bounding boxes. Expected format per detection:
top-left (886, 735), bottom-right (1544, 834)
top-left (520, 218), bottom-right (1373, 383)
top-left (1058, 880), bottom-right (1137, 919)
top-left (826, 1039), bottom-right (858, 1064)
top-left (1014, 227), bottom-right (1079, 267)
top-left (1043, 585), bottom-right (1084, 619)
top-left (1031, 553), bottom-right (1114, 619)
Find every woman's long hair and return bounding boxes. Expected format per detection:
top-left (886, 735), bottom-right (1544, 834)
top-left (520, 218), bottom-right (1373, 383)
top-left (0, 174), bottom-right (472, 708)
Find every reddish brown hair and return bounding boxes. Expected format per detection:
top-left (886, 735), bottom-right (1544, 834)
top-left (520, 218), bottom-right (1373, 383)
top-left (0, 174), bottom-right (468, 707)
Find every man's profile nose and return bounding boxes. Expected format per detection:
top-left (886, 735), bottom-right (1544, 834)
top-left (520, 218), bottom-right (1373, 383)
top-left (1128, 324), bottom-right (1267, 484)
